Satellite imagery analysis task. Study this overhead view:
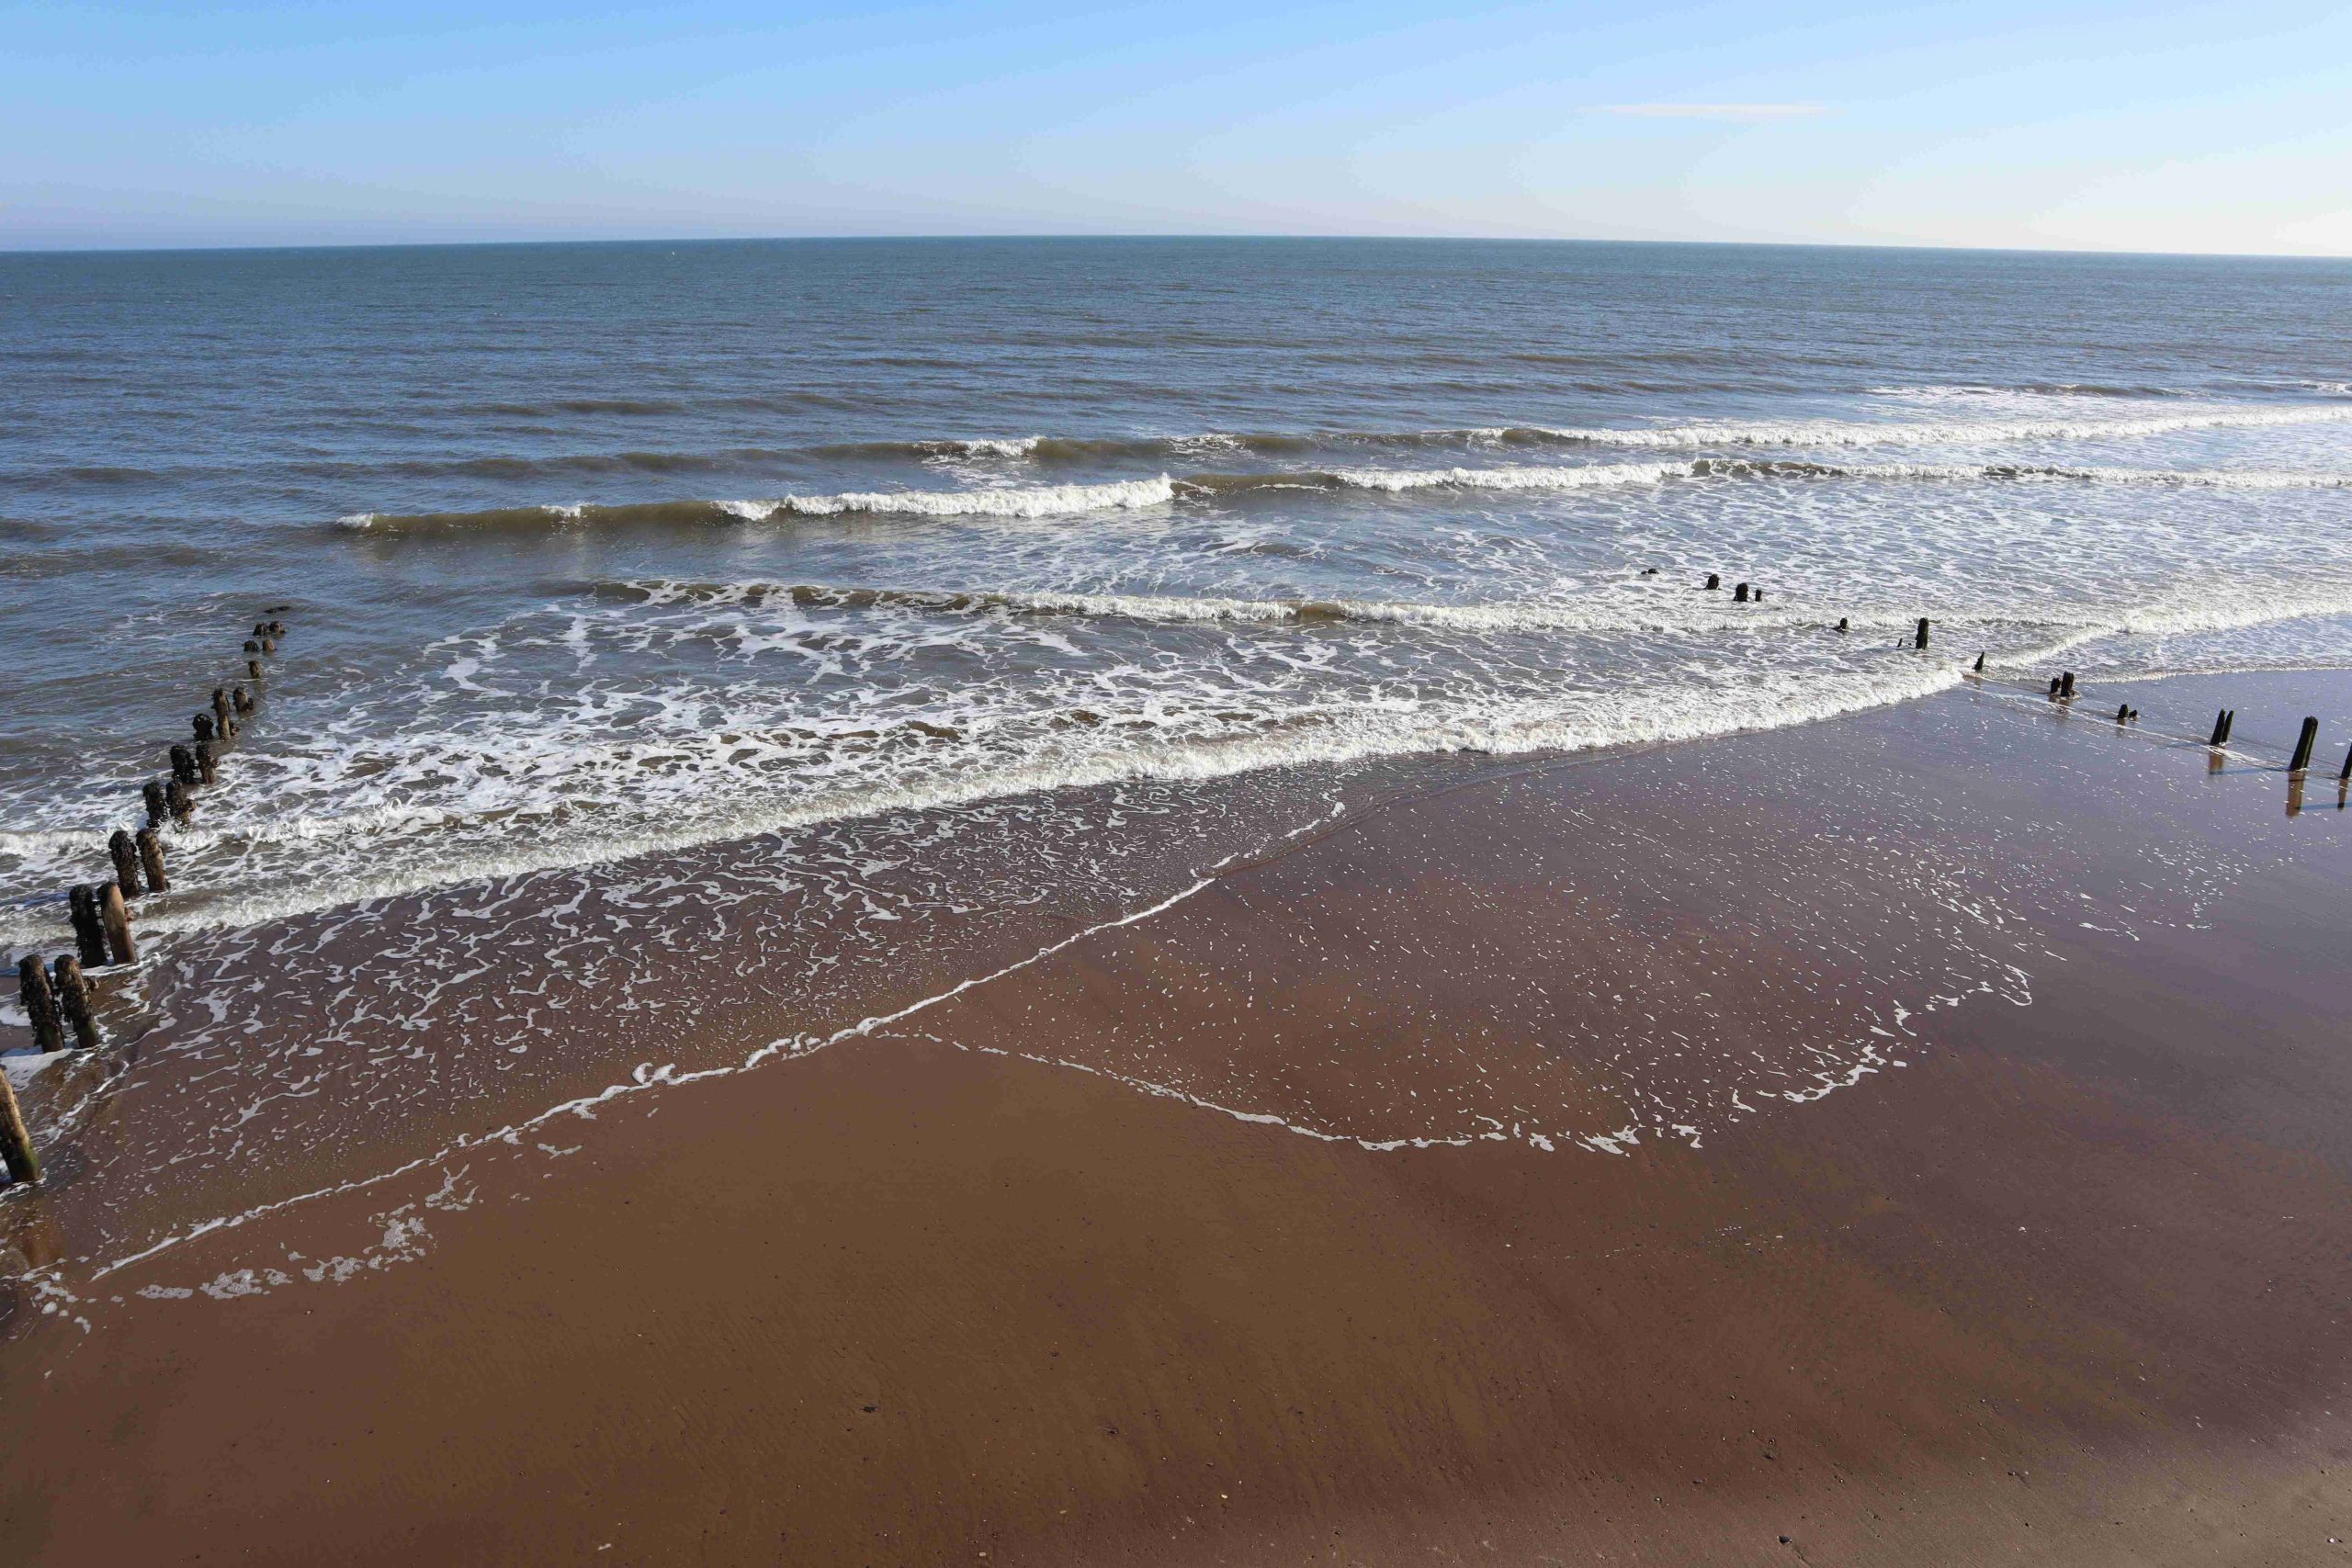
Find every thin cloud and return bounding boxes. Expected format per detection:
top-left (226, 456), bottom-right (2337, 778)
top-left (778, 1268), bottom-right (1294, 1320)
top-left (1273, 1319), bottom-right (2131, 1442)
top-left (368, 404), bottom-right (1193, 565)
top-left (1599, 103), bottom-right (1827, 120)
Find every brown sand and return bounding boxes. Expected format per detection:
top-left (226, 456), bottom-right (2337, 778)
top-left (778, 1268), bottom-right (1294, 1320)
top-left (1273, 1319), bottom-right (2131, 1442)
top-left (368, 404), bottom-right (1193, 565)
top-left (5, 672), bottom-right (2352, 1563)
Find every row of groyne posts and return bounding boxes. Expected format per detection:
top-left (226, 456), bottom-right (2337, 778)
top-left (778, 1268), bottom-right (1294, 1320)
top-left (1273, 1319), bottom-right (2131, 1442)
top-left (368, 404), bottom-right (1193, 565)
top-left (1, 615), bottom-right (291, 1187)
top-left (1691, 570), bottom-right (2338, 772)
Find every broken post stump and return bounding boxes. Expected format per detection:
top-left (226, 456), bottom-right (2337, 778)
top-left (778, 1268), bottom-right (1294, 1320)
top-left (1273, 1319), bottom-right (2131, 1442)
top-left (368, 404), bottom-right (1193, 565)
top-left (68, 886), bottom-right (107, 968)
top-left (2209, 709), bottom-right (2231, 747)
top-left (143, 778), bottom-right (169, 827)
top-left (1734, 582), bottom-right (1749, 603)
top-left (1972, 652), bottom-right (1984, 673)
top-left (107, 829), bottom-right (143, 897)
top-left (233, 685), bottom-right (254, 715)
top-left (193, 713), bottom-right (215, 747)
top-left (1836, 617), bottom-right (1849, 635)
top-left (1704, 573), bottom-right (1720, 590)
top-left (195, 739), bottom-right (218, 784)
top-left (1914, 618), bottom-right (1930, 650)
top-left (136, 827), bottom-right (168, 893)
top-left (51, 957), bottom-right (96, 1050)
top-left (247, 659), bottom-right (263, 681)
top-left (2340, 745), bottom-right (2352, 784)
top-left (2290, 716), bottom-right (2320, 773)
top-left (165, 779), bottom-right (192, 822)
top-left (17, 955), bottom-right (63, 1054)
top-left (2059, 671), bottom-right (2076, 701)
top-left (169, 743), bottom-right (198, 785)
top-left (99, 884), bottom-right (135, 966)
top-left (243, 639), bottom-right (261, 655)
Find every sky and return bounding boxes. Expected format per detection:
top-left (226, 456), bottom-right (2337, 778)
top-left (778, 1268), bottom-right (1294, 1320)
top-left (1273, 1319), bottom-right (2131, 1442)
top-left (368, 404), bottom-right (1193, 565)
top-left (3, 0), bottom-right (2348, 254)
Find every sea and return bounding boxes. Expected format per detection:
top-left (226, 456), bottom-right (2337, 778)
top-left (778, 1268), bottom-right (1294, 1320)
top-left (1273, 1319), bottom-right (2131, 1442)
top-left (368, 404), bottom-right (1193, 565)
top-left (2, 239), bottom-right (2349, 1263)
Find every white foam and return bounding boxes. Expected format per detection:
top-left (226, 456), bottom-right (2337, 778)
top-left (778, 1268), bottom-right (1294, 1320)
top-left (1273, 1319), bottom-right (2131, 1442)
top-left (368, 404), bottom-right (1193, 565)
top-left (743, 475), bottom-right (1175, 520)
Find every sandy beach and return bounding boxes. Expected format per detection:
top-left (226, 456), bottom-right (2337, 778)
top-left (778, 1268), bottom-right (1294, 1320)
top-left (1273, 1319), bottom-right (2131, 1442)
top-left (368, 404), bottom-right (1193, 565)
top-left (5, 667), bottom-right (2350, 1563)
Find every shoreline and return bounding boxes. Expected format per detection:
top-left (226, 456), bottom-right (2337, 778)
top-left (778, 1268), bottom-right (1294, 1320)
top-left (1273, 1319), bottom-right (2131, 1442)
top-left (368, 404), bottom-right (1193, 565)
top-left (6, 666), bottom-right (2352, 1562)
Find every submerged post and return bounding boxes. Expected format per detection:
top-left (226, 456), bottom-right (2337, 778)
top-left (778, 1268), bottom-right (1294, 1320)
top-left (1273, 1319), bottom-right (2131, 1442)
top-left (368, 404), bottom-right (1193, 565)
top-left (195, 739), bottom-right (218, 784)
top-left (169, 743), bottom-right (199, 785)
top-left (143, 778), bottom-right (170, 828)
top-left (1734, 582), bottom-right (1749, 603)
top-left (17, 955), bottom-right (63, 1054)
top-left (107, 829), bottom-right (144, 897)
top-left (165, 780), bottom-right (193, 822)
top-left (247, 659), bottom-right (263, 681)
top-left (68, 886), bottom-right (107, 968)
top-left (0, 1071), bottom-right (39, 1186)
top-left (1836, 617), bottom-right (1849, 635)
top-left (2290, 716), bottom-right (2320, 773)
top-left (99, 884), bottom-right (135, 965)
top-left (233, 685), bottom-right (254, 716)
top-left (51, 957), bottom-right (96, 1050)
top-left (136, 827), bottom-right (168, 893)
top-left (1704, 573), bottom-right (1720, 590)
top-left (193, 713), bottom-right (216, 747)
top-left (1914, 618), bottom-right (1930, 650)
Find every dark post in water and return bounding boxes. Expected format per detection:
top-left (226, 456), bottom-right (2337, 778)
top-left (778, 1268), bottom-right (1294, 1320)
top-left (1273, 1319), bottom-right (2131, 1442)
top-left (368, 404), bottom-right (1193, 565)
top-left (1914, 618), bottom-right (1929, 650)
top-left (143, 778), bottom-right (170, 827)
top-left (0, 1072), bottom-right (39, 1185)
top-left (68, 885), bottom-right (107, 968)
top-left (1734, 582), bottom-right (1749, 603)
top-left (2059, 671), bottom-right (2075, 701)
top-left (107, 829), bottom-right (144, 897)
top-left (17, 955), bottom-right (63, 1054)
top-left (2289, 716), bottom-right (2319, 773)
top-left (99, 884), bottom-right (135, 965)
top-left (52, 956), bottom-right (96, 1050)
top-left (195, 739), bottom-right (218, 784)
top-left (1704, 573), bottom-right (1720, 590)
top-left (136, 827), bottom-right (168, 893)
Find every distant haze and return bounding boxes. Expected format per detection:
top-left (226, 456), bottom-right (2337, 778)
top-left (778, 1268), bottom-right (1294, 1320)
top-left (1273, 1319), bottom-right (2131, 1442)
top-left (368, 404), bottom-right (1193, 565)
top-left (3, 0), bottom-right (2347, 255)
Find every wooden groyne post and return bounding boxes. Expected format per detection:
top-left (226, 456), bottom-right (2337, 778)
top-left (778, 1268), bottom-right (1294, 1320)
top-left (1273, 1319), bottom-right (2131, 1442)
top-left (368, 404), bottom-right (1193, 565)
top-left (1914, 618), bottom-right (1929, 650)
top-left (68, 886), bottom-right (107, 967)
top-left (98, 884), bottom-right (135, 965)
top-left (0, 1071), bottom-right (39, 1185)
top-left (2290, 716), bottom-right (2320, 773)
top-left (17, 956), bottom-right (63, 1054)
top-left (2208, 709), bottom-right (2235, 748)
top-left (137, 827), bottom-right (169, 892)
top-left (107, 829), bottom-right (144, 897)
top-left (51, 957), bottom-right (96, 1050)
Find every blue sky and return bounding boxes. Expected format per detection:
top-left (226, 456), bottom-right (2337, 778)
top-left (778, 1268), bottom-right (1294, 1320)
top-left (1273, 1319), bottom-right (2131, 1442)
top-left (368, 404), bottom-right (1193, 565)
top-left (4, 0), bottom-right (2347, 254)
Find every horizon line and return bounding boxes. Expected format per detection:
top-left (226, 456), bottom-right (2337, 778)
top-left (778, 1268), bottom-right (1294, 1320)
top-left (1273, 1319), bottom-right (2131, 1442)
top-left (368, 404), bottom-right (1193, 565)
top-left (2, 231), bottom-right (2347, 264)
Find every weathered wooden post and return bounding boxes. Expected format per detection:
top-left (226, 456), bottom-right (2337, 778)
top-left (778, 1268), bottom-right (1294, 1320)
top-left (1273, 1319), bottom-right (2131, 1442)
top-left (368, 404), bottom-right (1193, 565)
top-left (98, 884), bottom-right (135, 965)
top-left (1753, 588), bottom-right (1765, 603)
top-left (68, 886), bottom-right (107, 967)
top-left (247, 659), bottom-right (263, 681)
top-left (143, 778), bottom-right (169, 827)
top-left (107, 829), bottom-right (144, 897)
top-left (1836, 617), bottom-right (1849, 635)
top-left (2339, 745), bottom-right (2352, 784)
top-left (1704, 573), bottom-right (1720, 590)
top-left (2290, 716), bottom-right (2320, 773)
top-left (0, 1071), bottom-right (40, 1185)
top-left (268, 619), bottom-right (286, 637)
top-left (1733, 582), bottom-right (1749, 603)
top-left (136, 828), bottom-right (168, 893)
top-left (169, 743), bottom-right (198, 785)
top-left (212, 687), bottom-right (233, 733)
top-left (243, 638), bottom-right (261, 655)
top-left (2116, 702), bottom-right (2131, 723)
top-left (165, 779), bottom-right (193, 823)
top-left (2048, 677), bottom-right (2062, 699)
top-left (193, 713), bottom-right (216, 747)
top-left (233, 685), bottom-right (254, 716)
top-left (1913, 618), bottom-right (1930, 650)
top-left (195, 739), bottom-right (218, 784)
top-left (17, 956), bottom-right (63, 1053)
top-left (1972, 652), bottom-right (1984, 673)
top-left (260, 637), bottom-right (277, 654)
top-left (2208, 709), bottom-right (2231, 747)
top-left (2059, 671), bottom-right (2075, 701)
top-left (51, 957), bottom-right (96, 1050)
top-left (2222, 710), bottom-right (2235, 745)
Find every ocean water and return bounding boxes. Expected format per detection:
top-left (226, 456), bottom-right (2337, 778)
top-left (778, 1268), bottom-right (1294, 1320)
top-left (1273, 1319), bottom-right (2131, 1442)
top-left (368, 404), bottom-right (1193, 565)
top-left (5, 237), bottom-right (2352, 1274)
top-left (4, 239), bottom-right (2348, 950)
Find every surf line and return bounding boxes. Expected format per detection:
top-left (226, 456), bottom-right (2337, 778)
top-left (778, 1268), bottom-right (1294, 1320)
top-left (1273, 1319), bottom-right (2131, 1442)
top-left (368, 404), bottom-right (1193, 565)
top-left (86, 795), bottom-right (1353, 1283)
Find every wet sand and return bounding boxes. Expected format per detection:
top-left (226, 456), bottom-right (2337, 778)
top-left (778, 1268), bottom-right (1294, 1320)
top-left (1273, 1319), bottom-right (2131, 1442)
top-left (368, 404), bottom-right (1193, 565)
top-left (6, 671), bottom-right (2352, 1563)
